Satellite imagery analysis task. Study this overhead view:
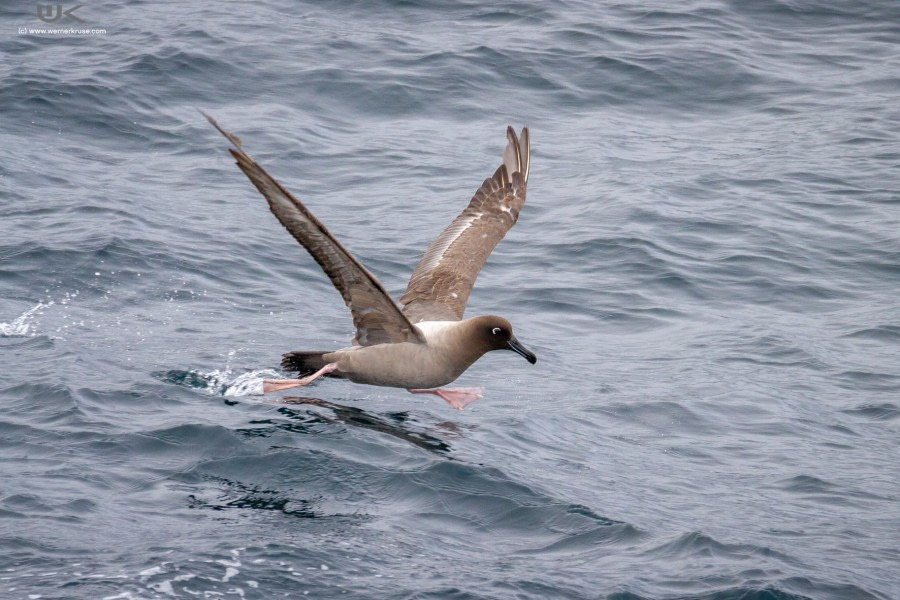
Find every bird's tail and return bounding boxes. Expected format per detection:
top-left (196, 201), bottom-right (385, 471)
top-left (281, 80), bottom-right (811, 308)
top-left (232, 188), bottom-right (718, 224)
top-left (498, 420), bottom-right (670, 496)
top-left (281, 350), bottom-right (340, 376)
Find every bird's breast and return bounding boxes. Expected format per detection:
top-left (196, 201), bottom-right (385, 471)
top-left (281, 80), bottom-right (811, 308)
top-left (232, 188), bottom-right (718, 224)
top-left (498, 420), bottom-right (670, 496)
top-left (331, 322), bottom-right (479, 389)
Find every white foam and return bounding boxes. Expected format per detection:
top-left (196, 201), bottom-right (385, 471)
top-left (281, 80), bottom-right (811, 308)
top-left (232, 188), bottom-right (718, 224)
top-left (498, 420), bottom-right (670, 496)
top-left (185, 350), bottom-right (280, 397)
top-left (224, 370), bottom-right (274, 397)
top-left (149, 580), bottom-right (174, 595)
top-left (196, 367), bottom-right (279, 397)
top-left (0, 302), bottom-right (51, 337)
top-left (138, 566), bottom-right (163, 578)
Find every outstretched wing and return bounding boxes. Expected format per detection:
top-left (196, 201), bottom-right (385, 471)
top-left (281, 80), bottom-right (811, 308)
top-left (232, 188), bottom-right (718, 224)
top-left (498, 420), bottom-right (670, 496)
top-left (204, 112), bottom-right (424, 346)
top-left (399, 126), bottom-right (530, 323)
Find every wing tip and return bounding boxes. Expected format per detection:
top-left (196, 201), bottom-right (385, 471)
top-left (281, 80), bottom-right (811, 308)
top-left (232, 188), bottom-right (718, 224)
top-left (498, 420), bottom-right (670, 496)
top-left (201, 109), bottom-right (243, 149)
top-left (503, 125), bottom-right (530, 184)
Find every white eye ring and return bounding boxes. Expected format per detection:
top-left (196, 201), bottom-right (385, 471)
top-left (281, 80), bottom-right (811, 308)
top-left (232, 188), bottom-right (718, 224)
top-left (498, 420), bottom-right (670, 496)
top-left (492, 327), bottom-right (501, 335)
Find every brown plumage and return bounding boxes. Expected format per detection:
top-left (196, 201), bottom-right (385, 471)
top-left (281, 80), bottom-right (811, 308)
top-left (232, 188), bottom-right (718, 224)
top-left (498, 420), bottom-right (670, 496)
top-left (203, 113), bottom-right (536, 409)
top-left (204, 113), bottom-right (423, 347)
top-left (399, 127), bottom-right (530, 323)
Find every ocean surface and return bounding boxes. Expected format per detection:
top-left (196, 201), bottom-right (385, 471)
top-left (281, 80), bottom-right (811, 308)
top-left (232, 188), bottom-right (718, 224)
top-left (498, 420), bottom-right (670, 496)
top-left (1, 1), bottom-right (898, 598)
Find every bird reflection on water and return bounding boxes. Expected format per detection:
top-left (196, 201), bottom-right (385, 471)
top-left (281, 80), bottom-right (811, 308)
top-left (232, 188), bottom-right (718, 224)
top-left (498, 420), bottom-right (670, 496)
top-left (187, 397), bottom-right (466, 519)
top-left (263, 396), bottom-right (461, 456)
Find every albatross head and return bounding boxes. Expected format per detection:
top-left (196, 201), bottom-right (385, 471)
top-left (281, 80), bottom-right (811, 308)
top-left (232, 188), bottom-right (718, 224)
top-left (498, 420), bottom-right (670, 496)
top-left (473, 315), bottom-right (537, 364)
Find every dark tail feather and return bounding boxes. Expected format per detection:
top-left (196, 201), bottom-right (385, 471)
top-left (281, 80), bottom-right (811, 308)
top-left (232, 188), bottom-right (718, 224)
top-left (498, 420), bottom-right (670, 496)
top-left (281, 350), bottom-right (341, 376)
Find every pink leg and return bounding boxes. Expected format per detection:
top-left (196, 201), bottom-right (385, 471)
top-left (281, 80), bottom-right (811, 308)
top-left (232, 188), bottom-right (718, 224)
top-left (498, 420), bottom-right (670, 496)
top-left (408, 386), bottom-right (484, 410)
top-left (264, 363), bottom-right (338, 393)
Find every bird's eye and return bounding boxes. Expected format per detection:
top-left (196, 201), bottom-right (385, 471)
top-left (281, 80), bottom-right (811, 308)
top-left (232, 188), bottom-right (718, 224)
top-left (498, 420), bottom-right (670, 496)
top-left (492, 327), bottom-right (502, 335)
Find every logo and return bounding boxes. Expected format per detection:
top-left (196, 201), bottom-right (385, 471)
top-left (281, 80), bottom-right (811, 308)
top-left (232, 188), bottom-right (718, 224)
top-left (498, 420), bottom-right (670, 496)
top-left (37, 4), bottom-right (85, 23)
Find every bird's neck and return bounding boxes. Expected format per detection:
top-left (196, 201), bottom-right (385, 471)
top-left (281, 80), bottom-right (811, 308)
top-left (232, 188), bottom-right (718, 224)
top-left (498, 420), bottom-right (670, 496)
top-left (415, 319), bottom-right (492, 365)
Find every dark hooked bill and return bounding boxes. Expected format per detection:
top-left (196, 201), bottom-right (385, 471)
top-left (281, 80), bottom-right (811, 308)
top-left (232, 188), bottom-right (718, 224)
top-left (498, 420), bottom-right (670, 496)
top-left (507, 337), bottom-right (537, 364)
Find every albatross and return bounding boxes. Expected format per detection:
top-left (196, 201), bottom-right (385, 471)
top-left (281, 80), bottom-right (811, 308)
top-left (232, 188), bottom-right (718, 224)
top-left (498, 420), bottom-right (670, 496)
top-left (204, 113), bottom-right (536, 409)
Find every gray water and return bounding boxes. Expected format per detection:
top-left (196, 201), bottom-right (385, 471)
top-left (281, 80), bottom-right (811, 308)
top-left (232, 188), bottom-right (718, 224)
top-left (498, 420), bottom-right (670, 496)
top-left (1, 1), bottom-right (898, 598)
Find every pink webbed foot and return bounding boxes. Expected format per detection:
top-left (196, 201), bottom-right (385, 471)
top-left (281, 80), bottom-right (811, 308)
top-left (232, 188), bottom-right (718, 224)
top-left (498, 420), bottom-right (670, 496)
top-left (263, 363), bottom-right (337, 393)
top-left (262, 379), bottom-right (307, 393)
top-left (408, 386), bottom-right (484, 410)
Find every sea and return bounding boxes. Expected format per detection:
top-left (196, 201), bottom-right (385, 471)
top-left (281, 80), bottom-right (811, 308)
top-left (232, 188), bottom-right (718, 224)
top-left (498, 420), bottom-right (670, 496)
top-left (1, 1), bottom-right (898, 598)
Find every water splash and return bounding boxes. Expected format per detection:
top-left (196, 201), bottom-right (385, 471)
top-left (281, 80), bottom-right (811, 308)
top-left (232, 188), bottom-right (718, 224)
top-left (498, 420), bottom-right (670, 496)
top-left (158, 367), bottom-right (282, 396)
top-left (215, 368), bottom-right (282, 397)
top-left (0, 302), bottom-right (52, 337)
top-left (157, 349), bottom-right (281, 397)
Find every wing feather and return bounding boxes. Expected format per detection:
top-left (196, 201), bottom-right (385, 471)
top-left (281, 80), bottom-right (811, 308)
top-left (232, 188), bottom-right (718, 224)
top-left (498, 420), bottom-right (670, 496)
top-left (204, 112), bottom-right (424, 346)
top-left (399, 126), bottom-right (530, 323)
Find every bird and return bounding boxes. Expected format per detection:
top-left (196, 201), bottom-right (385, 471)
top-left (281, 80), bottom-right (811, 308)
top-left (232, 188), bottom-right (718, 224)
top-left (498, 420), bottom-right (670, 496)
top-left (203, 113), bottom-right (536, 409)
